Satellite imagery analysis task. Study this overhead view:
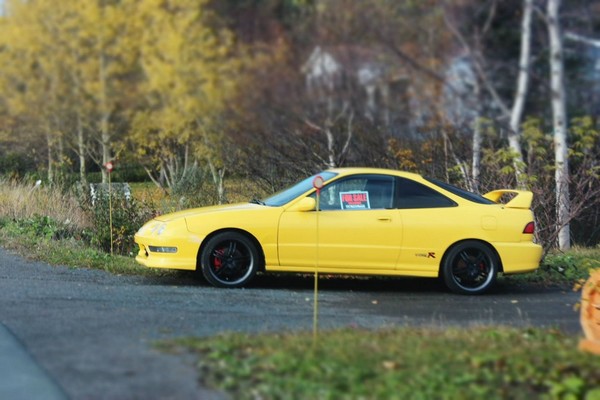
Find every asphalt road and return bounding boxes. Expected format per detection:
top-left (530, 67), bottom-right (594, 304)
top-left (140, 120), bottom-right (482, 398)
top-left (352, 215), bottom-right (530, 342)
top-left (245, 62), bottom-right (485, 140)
top-left (0, 247), bottom-right (583, 399)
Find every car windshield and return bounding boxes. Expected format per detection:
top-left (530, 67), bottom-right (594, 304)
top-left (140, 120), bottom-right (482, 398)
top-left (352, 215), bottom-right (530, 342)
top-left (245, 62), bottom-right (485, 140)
top-left (262, 171), bottom-right (338, 207)
top-left (425, 177), bottom-right (496, 205)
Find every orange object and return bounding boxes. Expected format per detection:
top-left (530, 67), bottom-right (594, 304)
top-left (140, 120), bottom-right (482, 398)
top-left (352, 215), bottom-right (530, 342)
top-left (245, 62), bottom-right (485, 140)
top-left (580, 270), bottom-right (600, 355)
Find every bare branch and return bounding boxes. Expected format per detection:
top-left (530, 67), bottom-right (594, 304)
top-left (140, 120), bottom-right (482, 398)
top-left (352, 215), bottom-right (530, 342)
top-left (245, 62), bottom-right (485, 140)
top-left (564, 32), bottom-right (600, 48)
top-left (443, 9), bottom-right (510, 117)
top-left (339, 111), bottom-right (354, 163)
top-left (481, 0), bottom-right (498, 36)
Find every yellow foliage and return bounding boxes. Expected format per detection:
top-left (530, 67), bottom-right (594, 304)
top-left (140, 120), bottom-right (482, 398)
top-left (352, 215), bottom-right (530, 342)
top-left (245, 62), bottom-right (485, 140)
top-left (0, 0), bottom-right (241, 183)
top-left (130, 0), bottom-right (240, 169)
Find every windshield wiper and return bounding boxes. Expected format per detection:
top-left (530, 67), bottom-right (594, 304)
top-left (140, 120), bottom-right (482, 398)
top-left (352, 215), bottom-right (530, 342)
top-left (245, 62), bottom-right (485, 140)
top-left (249, 198), bottom-right (266, 205)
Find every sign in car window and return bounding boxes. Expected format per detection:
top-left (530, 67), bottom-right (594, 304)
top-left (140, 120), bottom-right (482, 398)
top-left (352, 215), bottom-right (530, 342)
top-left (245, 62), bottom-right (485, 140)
top-left (340, 191), bottom-right (370, 209)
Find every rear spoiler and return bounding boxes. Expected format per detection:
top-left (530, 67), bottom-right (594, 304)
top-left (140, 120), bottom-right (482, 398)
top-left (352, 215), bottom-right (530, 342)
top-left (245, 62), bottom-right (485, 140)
top-left (482, 190), bottom-right (533, 209)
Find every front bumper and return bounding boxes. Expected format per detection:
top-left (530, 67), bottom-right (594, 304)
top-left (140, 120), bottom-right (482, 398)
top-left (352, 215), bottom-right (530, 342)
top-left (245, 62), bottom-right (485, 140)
top-left (134, 233), bottom-right (200, 271)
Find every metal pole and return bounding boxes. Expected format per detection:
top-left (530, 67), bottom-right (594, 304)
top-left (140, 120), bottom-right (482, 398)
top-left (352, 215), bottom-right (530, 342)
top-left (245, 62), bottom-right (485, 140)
top-left (313, 188), bottom-right (320, 343)
top-left (108, 169), bottom-right (113, 256)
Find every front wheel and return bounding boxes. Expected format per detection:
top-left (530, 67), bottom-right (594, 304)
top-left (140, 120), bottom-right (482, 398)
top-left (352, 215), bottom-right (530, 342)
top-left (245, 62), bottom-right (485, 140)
top-left (441, 241), bottom-right (498, 295)
top-left (200, 232), bottom-right (260, 288)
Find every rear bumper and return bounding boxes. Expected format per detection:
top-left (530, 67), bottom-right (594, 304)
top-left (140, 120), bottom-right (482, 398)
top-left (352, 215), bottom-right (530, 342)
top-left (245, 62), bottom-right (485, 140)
top-left (494, 242), bottom-right (543, 274)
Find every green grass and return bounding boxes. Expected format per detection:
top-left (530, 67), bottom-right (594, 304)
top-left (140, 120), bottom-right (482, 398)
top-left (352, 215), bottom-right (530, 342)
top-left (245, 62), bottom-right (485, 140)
top-left (495, 247), bottom-right (600, 288)
top-left (540, 248), bottom-right (600, 282)
top-left (163, 327), bottom-right (600, 400)
top-left (0, 218), bottom-right (171, 277)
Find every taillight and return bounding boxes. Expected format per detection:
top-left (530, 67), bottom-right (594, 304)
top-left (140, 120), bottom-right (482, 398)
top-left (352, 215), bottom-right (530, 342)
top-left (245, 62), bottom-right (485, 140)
top-left (523, 222), bottom-right (535, 234)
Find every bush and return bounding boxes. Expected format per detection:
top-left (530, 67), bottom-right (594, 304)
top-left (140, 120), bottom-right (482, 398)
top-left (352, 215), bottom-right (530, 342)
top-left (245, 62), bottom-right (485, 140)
top-left (171, 165), bottom-right (213, 208)
top-left (539, 247), bottom-right (600, 282)
top-left (14, 215), bottom-right (80, 240)
top-left (81, 192), bottom-right (156, 255)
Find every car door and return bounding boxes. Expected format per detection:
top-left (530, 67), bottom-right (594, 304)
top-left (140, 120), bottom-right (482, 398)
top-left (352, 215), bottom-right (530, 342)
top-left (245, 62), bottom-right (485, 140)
top-left (277, 174), bottom-right (402, 271)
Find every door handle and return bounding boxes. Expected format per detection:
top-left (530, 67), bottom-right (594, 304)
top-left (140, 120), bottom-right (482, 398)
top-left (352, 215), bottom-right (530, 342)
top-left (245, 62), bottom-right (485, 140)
top-left (377, 216), bottom-right (392, 222)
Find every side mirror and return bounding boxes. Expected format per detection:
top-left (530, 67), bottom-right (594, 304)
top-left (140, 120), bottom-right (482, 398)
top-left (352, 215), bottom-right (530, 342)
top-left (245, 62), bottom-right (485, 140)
top-left (288, 197), bottom-right (316, 212)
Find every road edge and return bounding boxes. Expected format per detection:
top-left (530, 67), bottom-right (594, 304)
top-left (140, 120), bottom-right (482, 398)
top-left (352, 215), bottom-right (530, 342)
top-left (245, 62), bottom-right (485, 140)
top-left (0, 323), bottom-right (68, 399)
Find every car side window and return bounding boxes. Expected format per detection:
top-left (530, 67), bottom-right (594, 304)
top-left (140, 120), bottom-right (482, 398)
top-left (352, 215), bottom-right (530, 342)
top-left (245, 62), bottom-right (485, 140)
top-left (396, 177), bottom-right (456, 209)
top-left (310, 175), bottom-right (395, 210)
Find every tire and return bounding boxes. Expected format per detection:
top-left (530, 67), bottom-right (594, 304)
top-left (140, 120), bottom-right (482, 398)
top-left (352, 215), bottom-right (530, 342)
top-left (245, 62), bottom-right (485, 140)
top-left (200, 232), bottom-right (260, 288)
top-left (441, 241), bottom-right (498, 295)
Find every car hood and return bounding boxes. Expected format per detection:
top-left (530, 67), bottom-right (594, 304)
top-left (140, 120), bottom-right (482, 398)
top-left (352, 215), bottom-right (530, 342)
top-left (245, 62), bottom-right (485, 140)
top-left (155, 202), bottom-right (264, 222)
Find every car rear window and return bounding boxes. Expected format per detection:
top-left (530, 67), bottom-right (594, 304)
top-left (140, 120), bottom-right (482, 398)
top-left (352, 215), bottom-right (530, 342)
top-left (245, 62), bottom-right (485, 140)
top-left (425, 177), bottom-right (496, 205)
top-left (397, 178), bottom-right (456, 208)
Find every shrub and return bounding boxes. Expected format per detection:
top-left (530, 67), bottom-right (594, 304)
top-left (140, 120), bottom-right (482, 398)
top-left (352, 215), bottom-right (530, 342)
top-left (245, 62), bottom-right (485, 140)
top-left (81, 192), bottom-right (156, 255)
top-left (539, 246), bottom-right (600, 282)
top-left (171, 165), bottom-right (213, 208)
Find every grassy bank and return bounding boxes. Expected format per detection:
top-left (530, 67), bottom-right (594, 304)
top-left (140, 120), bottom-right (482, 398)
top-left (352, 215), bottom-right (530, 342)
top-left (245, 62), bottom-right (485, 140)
top-left (164, 327), bottom-right (600, 399)
top-left (0, 223), bottom-right (165, 276)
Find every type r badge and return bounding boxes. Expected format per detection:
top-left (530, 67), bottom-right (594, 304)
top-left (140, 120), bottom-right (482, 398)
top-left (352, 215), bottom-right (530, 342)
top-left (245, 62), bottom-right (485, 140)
top-left (416, 252), bottom-right (436, 259)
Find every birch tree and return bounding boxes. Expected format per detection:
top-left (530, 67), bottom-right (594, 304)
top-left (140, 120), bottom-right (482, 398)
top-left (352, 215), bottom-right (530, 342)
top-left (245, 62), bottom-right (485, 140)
top-left (547, 0), bottom-right (570, 250)
top-left (0, 0), bottom-right (72, 183)
top-left (443, 0), bottom-right (533, 189)
top-left (130, 0), bottom-right (239, 203)
top-left (507, 0), bottom-right (533, 187)
top-left (77, 0), bottom-right (139, 184)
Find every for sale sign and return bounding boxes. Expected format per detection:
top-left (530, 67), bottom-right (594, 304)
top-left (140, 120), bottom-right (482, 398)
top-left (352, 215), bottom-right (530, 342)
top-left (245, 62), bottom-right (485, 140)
top-left (340, 191), bottom-right (370, 209)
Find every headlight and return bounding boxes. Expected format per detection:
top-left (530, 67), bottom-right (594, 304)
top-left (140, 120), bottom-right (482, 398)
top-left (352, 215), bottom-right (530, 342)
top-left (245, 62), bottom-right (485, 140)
top-left (150, 222), bottom-right (167, 236)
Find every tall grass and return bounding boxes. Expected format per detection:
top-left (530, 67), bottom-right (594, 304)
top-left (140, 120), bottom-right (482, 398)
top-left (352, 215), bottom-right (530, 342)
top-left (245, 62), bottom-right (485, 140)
top-left (0, 179), bottom-right (90, 230)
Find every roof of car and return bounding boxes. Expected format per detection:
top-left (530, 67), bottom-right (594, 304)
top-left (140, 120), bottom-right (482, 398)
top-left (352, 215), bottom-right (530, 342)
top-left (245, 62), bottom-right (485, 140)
top-left (327, 167), bottom-right (424, 180)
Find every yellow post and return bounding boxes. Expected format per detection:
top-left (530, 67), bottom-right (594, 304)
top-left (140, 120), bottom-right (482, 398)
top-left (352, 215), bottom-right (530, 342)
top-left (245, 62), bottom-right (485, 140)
top-left (108, 168), bottom-right (113, 256)
top-left (313, 188), bottom-right (320, 343)
top-left (311, 175), bottom-right (324, 345)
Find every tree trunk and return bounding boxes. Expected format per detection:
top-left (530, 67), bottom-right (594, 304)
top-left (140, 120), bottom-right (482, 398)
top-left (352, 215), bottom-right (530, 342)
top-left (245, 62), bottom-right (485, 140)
top-left (77, 113), bottom-right (87, 186)
top-left (46, 131), bottom-right (54, 183)
top-left (547, 0), bottom-right (571, 250)
top-left (508, 0), bottom-right (533, 188)
top-left (471, 117), bottom-right (482, 193)
top-left (207, 159), bottom-right (226, 204)
top-left (100, 50), bottom-right (111, 184)
top-left (98, 3), bottom-right (111, 184)
top-left (471, 76), bottom-right (482, 193)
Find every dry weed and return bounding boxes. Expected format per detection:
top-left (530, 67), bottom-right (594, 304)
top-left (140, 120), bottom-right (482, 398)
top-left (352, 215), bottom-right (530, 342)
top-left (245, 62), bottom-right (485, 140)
top-left (0, 179), bottom-right (90, 229)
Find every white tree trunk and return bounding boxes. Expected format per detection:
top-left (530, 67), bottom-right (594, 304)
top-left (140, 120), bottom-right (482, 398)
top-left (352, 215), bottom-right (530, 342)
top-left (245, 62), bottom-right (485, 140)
top-left (470, 74), bottom-right (482, 193)
top-left (99, 50), bottom-right (111, 184)
top-left (77, 113), bottom-right (87, 185)
top-left (46, 131), bottom-right (54, 183)
top-left (547, 0), bottom-right (571, 250)
top-left (325, 126), bottom-right (336, 168)
top-left (207, 159), bottom-right (226, 204)
top-left (471, 117), bottom-right (482, 193)
top-left (508, 0), bottom-right (533, 187)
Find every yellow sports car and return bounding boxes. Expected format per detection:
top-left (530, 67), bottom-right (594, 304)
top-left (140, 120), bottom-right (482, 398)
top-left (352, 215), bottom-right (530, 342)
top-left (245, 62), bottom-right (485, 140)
top-left (134, 168), bottom-right (542, 294)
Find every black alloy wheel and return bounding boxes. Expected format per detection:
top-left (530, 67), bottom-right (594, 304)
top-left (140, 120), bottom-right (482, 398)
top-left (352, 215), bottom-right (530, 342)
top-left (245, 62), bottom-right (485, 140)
top-left (442, 241), bottom-right (498, 295)
top-left (200, 232), bottom-right (260, 288)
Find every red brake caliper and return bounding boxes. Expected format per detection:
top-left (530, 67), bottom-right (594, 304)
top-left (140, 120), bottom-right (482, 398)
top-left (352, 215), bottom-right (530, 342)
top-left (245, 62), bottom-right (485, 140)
top-left (213, 248), bottom-right (225, 270)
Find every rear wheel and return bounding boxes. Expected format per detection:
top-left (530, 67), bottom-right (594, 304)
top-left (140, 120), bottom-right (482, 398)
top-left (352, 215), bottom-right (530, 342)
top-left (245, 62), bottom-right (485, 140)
top-left (442, 241), bottom-right (498, 295)
top-left (200, 232), bottom-right (260, 288)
